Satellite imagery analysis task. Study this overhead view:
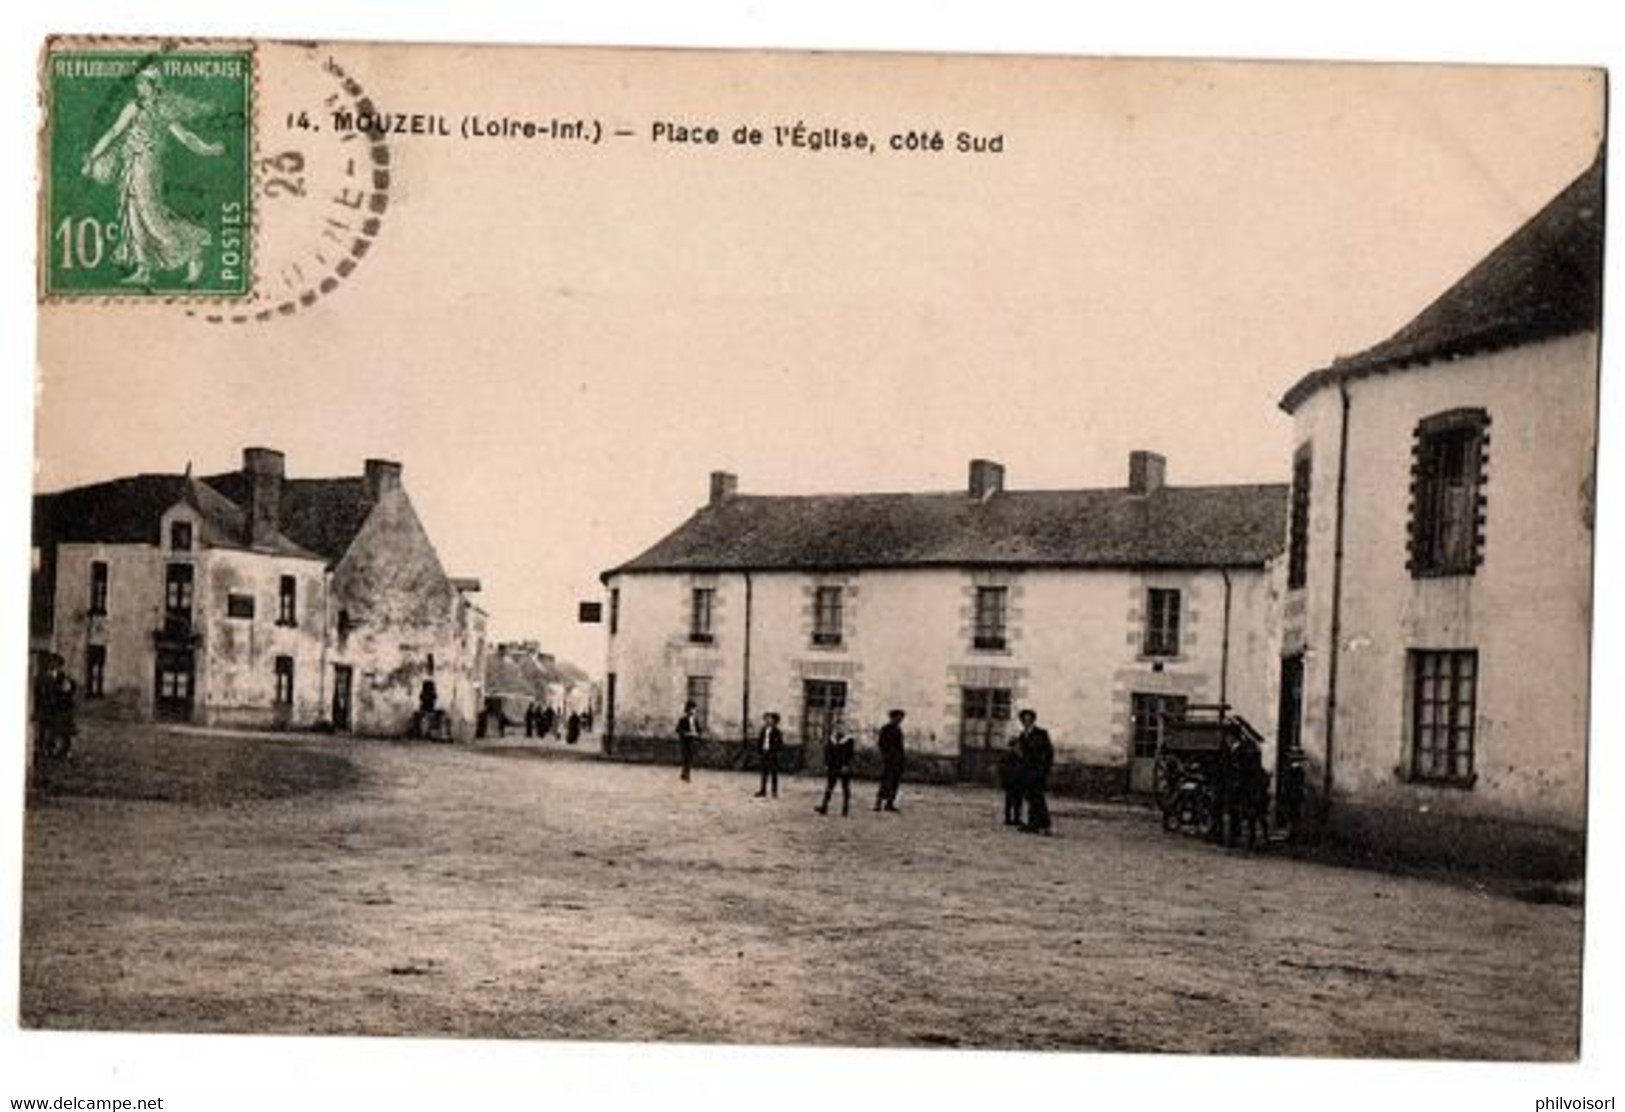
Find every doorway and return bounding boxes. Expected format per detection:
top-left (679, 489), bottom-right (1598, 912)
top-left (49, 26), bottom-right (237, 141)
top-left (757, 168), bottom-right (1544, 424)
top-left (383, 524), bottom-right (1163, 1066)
top-left (958, 686), bottom-right (1012, 784)
top-left (801, 680), bottom-right (847, 770)
top-left (154, 648), bottom-right (195, 722)
top-left (332, 664), bottom-right (354, 732)
top-left (1275, 653), bottom-right (1305, 824)
top-left (1129, 692), bottom-right (1188, 794)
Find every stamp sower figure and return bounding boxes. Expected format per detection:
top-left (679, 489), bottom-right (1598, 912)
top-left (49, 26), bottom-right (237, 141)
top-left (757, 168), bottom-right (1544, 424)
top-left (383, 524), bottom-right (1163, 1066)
top-left (874, 709), bottom-right (906, 813)
top-left (675, 700), bottom-right (701, 782)
top-left (754, 712), bottom-right (785, 798)
top-left (1016, 710), bottom-right (1053, 835)
top-left (82, 66), bottom-right (225, 286)
top-left (1000, 733), bottom-right (1028, 827)
top-left (816, 720), bottom-right (856, 816)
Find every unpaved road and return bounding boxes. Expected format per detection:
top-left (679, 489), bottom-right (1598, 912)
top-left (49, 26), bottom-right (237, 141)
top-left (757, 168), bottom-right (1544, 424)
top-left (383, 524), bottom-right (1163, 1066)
top-left (20, 724), bottom-right (1582, 1058)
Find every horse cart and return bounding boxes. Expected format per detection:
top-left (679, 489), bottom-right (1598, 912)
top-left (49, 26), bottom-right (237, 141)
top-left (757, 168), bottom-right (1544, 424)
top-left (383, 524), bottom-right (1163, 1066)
top-left (1154, 704), bottom-right (1269, 844)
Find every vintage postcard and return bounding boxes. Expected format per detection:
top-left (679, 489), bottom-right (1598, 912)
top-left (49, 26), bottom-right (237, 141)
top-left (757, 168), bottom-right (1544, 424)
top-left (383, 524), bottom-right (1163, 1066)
top-left (21, 34), bottom-right (1606, 1070)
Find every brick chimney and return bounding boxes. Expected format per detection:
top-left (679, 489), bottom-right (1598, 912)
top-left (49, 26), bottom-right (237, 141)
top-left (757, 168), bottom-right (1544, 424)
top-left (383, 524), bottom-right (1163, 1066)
top-left (364, 458), bottom-right (403, 502)
top-left (242, 447), bottom-right (285, 549)
top-left (709, 471), bottom-right (738, 506)
top-left (1128, 450), bottom-right (1166, 495)
top-left (968, 458), bottom-right (1005, 501)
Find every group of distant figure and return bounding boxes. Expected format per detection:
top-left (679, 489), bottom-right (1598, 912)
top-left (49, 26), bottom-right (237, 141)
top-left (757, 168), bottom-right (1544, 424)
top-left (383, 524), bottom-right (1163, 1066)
top-left (1208, 729), bottom-right (1271, 849)
top-left (998, 710), bottom-right (1055, 835)
top-left (673, 701), bottom-right (1057, 833)
top-left (476, 698), bottom-right (591, 744)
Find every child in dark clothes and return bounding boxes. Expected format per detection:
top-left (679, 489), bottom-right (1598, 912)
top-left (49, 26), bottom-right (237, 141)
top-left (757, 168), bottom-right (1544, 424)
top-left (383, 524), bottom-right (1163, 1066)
top-left (1000, 738), bottom-right (1027, 827)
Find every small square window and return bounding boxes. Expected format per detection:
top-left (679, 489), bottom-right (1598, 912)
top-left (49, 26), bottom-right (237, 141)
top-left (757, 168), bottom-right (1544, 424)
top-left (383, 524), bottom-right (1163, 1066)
top-left (973, 586), bottom-right (1008, 651)
top-left (1409, 649), bottom-right (1478, 785)
top-left (165, 563), bottom-right (194, 616)
top-left (1130, 692), bottom-right (1187, 759)
top-left (813, 585), bottom-right (844, 646)
top-left (227, 593), bottom-right (256, 620)
top-left (88, 560), bottom-right (109, 615)
top-left (960, 687), bottom-right (1013, 750)
top-left (1144, 588), bottom-right (1181, 657)
top-left (1288, 446), bottom-right (1312, 591)
top-left (1409, 410), bottom-right (1489, 578)
top-left (689, 587), bottom-right (715, 644)
top-left (278, 575), bottom-right (297, 626)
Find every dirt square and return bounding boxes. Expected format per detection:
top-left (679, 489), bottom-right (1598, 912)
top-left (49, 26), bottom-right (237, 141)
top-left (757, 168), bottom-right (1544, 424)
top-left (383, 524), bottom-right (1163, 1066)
top-left (20, 722), bottom-right (1583, 1058)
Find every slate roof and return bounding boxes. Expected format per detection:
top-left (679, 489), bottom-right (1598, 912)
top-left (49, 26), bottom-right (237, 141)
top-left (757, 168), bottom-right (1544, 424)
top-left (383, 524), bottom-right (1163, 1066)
top-left (605, 483), bottom-right (1289, 579)
top-left (33, 473), bottom-right (316, 558)
top-left (203, 472), bottom-right (375, 563)
top-left (34, 469), bottom-right (365, 562)
top-left (1280, 151), bottom-right (1605, 413)
top-left (34, 475), bottom-right (199, 547)
top-left (486, 650), bottom-right (553, 701)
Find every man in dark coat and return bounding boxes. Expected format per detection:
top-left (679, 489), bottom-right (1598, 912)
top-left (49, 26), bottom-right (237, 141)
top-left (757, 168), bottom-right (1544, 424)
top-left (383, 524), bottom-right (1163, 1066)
top-left (874, 709), bottom-right (906, 812)
top-left (1015, 709), bottom-right (1053, 835)
top-left (816, 721), bottom-right (856, 816)
top-left (1229, 731), bottom-right (1269, 849)
top-left (675, 700), bottom-right (701, 782)
top-left (754, 712), bottom-right (784, 798)
top-left (34, 656), bottom-right (76, 761)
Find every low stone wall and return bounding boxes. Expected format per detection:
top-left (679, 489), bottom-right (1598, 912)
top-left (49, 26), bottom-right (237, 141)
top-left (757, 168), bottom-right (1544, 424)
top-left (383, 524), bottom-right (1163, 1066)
top-left (1049, 762), bottom-right (1132, 798)
top-left (1322, 802), bottom-right (1585, 881)
top-left (204, 706), bottom-right (299, 732)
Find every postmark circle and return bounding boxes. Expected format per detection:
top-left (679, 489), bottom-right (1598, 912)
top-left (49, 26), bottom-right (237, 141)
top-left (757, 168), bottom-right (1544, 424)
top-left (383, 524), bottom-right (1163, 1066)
top-left (191, 51), bottom-right (390, 324)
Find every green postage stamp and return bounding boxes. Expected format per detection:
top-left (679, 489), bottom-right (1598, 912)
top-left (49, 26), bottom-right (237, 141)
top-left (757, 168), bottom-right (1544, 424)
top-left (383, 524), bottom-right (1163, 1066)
top-left (43, 46), bottom-right (253, 297)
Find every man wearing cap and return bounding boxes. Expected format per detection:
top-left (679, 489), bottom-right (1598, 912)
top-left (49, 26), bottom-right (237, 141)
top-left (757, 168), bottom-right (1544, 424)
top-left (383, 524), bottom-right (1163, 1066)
top-left (675, 700), bottom-right (701, 782)
top-left (754, 712), bottom-right (785, 798)
top-left (1015, 709), bottom-right (1054, 835)
top-left (816, 719), bottom-right (857, 816)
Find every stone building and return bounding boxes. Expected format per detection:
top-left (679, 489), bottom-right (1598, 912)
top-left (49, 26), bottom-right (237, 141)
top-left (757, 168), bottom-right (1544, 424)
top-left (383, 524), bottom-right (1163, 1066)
top-left (1275, 154), bottom-right (1601, 872)
top-left (485, 640), bottom-right (595, 726)
top-left (31, 447), bottom-right (488, 739)
top-left (599, 454), bottom-right (1287, 792)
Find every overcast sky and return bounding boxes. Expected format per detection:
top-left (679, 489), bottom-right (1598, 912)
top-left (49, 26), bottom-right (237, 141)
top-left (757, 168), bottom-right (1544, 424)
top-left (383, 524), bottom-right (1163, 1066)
top-left (34, 48), bottom-right (1603, 669)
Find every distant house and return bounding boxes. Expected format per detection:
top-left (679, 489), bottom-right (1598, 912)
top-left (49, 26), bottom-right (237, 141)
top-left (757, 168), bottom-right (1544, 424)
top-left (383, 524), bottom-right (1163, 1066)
top-left (600, 454), bottom-right (1287, 792)
top-left (484, 641), bottom-right (595, 726)
top-left (1276, 154), bottom-right (1602, 871)
top-left (31, 448), bottom-right (489, 739)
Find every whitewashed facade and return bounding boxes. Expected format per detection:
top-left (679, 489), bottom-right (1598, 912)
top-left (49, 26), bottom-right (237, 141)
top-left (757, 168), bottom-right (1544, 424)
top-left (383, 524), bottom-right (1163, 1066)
top-left (1277, 156), bottom-right (1600, 869)
top-left (603, 454), bottom-right (1286, 793)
